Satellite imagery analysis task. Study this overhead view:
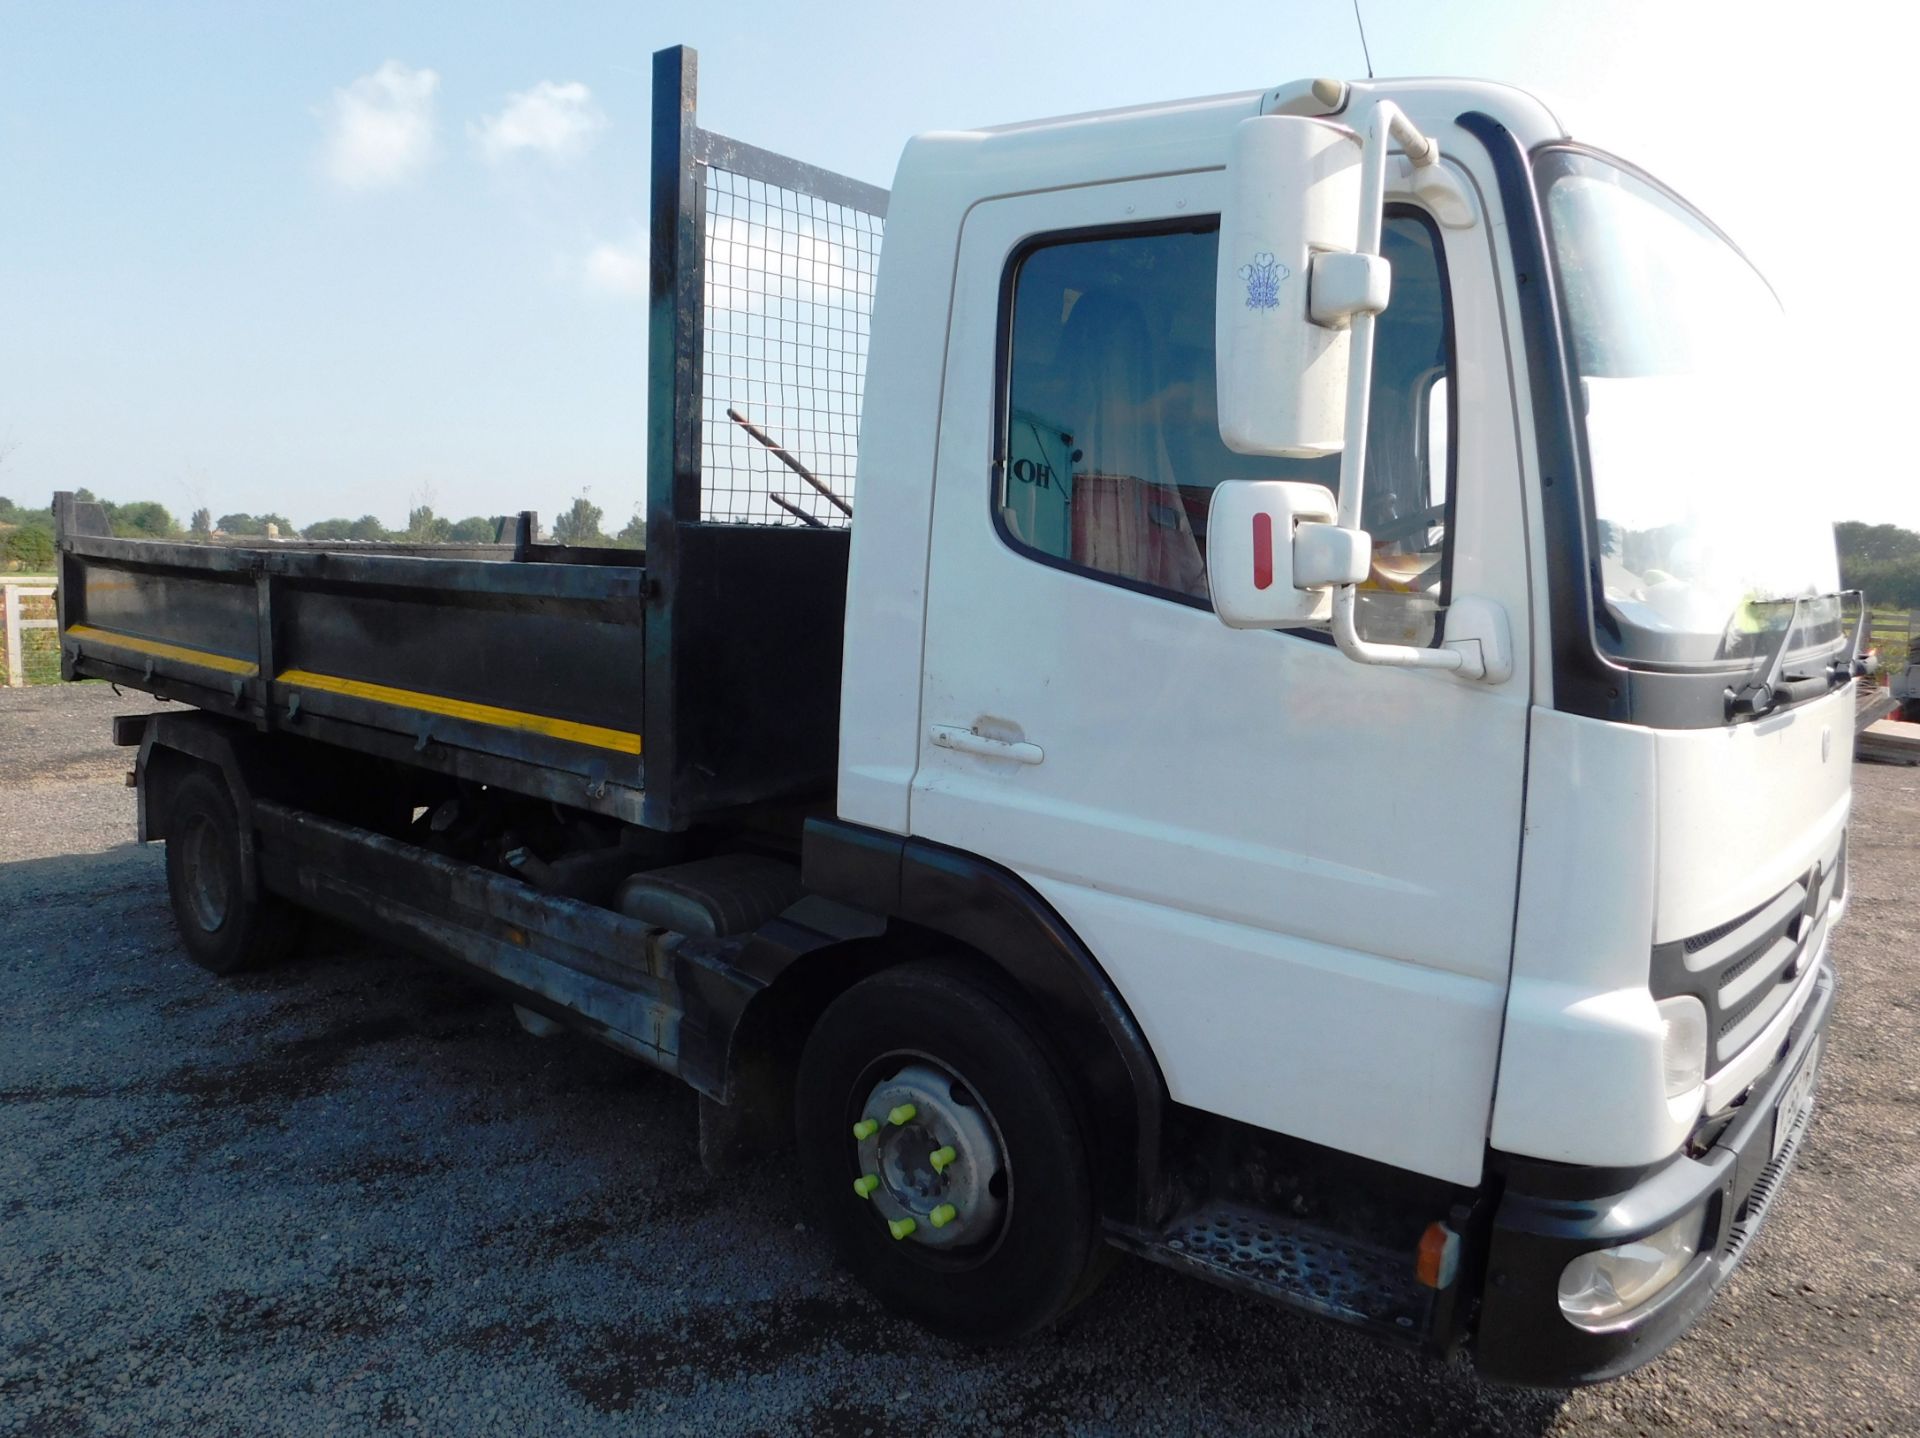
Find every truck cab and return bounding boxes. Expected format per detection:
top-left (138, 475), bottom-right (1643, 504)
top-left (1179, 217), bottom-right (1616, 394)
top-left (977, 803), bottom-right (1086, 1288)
top-left (61, 48), bottom-right (1855, 1387)
top-left (820, 72), bottom-right (1850, 1380)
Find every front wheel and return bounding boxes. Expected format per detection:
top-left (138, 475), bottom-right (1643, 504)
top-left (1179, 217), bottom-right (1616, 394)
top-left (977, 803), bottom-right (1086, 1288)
top-left (795, 960), bottom-right (1105, 1344)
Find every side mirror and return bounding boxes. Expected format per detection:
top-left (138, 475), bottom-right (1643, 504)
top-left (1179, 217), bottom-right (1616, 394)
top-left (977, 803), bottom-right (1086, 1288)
top-left (1215, 116), bottom-right (1366, 458)
top-left (1206, 481), bottom-right (1370, 629)
top-left (1215, 100), bottom-right (1502, 681)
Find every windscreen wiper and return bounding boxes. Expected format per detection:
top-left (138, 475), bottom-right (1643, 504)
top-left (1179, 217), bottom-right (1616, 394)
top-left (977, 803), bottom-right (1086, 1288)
top-left (1724, 597), bottom-right (1805, 720)
top-left (1724, 591), bottom-right (1873, 721)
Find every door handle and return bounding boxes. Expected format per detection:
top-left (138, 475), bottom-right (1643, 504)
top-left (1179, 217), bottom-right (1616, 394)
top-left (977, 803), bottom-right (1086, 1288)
top-left (930, 724), bottom-right (1044, 766)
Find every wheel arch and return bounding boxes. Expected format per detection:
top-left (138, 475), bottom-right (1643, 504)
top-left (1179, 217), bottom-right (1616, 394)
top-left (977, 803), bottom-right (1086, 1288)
top-left (730, 817), bottom-right (1172, 1228)
top-left (134, 712), bottom-right (264, 897)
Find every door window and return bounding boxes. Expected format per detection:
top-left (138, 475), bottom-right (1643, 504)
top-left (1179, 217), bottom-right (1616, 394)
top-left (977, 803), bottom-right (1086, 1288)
top-left (999, 213), bottom-right (1453, 641)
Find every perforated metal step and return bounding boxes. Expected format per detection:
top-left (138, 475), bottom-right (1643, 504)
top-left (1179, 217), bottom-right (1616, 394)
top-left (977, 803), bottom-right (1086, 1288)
top-left (1118, 1202), bottom-right (1434, 1337)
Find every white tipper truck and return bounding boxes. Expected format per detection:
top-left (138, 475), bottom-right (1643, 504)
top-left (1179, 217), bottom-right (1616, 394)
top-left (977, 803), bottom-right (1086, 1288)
top-left (60, 47), bottom-right (1865, 1383)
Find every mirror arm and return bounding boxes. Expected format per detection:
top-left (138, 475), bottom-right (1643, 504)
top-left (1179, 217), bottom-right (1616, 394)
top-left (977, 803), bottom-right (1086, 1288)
top-left (1326, 102), bottom-right (1485, 679)
top-left (1331, 586), bottom-right (1475, 674)
top-left (1331, 104), bottom-right (1395, 530)
top-left (1333, 100), bottom-right (1440, 533)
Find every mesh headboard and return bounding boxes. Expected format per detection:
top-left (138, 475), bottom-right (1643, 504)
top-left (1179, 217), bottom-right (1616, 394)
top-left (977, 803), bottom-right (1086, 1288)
top-left (650, 47), bottom-right (888, 531)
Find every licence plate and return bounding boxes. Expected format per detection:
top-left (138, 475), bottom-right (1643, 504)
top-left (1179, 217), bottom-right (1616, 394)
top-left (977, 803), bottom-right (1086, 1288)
top-left (1772, 1036), bottom-right (1823, 1162)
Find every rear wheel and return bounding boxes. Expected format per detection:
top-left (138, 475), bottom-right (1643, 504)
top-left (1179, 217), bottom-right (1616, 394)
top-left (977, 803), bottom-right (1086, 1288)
top-left (163, 768), bottom-right (298, 975)
top-left (795, 960), bottom-right (1105, 1344)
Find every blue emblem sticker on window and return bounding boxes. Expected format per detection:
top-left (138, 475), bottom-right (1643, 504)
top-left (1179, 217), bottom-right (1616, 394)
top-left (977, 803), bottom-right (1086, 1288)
top-left (1240, 252), bottom-right (1289, 311)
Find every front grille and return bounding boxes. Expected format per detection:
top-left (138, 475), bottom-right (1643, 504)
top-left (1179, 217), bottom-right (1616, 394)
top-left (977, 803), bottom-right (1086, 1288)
top-left (1652, 830), bottom-right (1843, 1070)
top-left (1717, 983), bottom-right (1778, 1042)
top-left (1684, 900), bottom-right (1765, 955)
top-left (1715, 941), bottom-right (1773, 992)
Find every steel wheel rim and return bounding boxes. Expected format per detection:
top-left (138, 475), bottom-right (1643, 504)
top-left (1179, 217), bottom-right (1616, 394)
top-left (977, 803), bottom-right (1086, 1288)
top-left (179, 815), bottom-right (231, 934)
top-left (847, 1049), bottom-right (1012, 1259)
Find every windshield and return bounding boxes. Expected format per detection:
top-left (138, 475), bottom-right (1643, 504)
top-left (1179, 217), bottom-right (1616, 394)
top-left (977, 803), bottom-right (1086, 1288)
top-left (1538, 150), bottom-right (1841, 668)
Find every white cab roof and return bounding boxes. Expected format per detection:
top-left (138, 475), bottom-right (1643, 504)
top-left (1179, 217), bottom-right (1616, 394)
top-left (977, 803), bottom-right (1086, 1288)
top-left (895, 77), bottom-right (1567, 199)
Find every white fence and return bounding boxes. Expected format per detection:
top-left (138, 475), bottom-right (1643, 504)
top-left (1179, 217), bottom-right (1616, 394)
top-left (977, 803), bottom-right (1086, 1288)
top-left (3, 577), bottom-right (57, 687)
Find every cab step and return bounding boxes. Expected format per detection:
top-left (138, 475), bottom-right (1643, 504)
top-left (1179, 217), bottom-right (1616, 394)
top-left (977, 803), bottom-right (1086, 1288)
top-left (1111, 1201), bottom-right (1436, 1339)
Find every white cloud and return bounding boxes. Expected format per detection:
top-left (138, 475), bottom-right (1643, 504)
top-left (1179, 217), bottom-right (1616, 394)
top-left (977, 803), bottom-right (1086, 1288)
top-left (319, 61), bottom-right (439, 191)
top-left (582, 238), bottom-right (647, 298)
top-left (475, 81), bottom-right (605, 165)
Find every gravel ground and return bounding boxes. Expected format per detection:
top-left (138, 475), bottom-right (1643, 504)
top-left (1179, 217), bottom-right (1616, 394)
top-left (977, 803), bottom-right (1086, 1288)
top-left (2, 682), bottom-right (1916, 1437)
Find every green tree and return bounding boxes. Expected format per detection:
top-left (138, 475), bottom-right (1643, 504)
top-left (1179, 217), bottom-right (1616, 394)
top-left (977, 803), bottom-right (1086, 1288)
top-left (4, 523), bottom-right (55, 570)
top-left (1847, 556), bottom-right (1920, 609)
top-left (190, 507), bottom-right (212, 536)
top-left (446, 515), bottom-right (495, 543)
top-left (217, 512), bottom-right (259, 535)
top-left (1835, 521), bottom-right (1920, 566)
top-left (112, 501), bottom-right (176, 538)
top-left (347, 515), bottom-right (389, 542)
top-left (551, 496), bottom-right (605, 546)
top-left (303, 517), bottom-right (353, 541)
top-left (406, 505), bottom-right (452, 543)
top-left (613, 510), bottom-right (645, 549)
top-left (1835, 520), bottom-right (1920, 602)
top-left (256, 513), bottom-right (295, 538)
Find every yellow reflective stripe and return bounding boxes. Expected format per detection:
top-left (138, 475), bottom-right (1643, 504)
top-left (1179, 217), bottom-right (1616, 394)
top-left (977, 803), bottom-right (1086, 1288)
top-left (275, 668), bottom-right (643, 755)
top-left (64, 624), bottom-right (259, 677)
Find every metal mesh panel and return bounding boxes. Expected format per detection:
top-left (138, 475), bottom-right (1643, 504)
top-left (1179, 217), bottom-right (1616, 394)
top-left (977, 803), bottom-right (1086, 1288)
top-left (700, 165), bottom-right (882, 526)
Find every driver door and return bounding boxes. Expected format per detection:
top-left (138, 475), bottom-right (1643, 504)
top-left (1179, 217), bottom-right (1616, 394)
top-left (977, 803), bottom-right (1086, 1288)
top-left (909, 164), bottom-right (1531, 1186)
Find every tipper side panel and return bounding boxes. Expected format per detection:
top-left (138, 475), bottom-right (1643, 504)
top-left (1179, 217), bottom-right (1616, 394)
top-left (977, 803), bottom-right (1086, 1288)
top-left (55, 495), bottom-right (648, 820)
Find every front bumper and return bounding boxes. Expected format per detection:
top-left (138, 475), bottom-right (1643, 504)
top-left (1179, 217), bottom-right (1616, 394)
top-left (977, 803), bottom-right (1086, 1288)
top-left (1473, 958), bottom-right (1836, 1386)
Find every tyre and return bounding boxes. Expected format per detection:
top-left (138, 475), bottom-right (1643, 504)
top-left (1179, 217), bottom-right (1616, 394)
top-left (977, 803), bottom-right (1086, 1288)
top-left (163, 768), bottom-right (299, 975)
top-left (795, 959), bottom-right (1105, 1344)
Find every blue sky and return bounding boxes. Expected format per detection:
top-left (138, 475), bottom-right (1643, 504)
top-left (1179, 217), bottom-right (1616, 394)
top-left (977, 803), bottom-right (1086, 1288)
top-left (0, 0), bottom-right (1899, 531)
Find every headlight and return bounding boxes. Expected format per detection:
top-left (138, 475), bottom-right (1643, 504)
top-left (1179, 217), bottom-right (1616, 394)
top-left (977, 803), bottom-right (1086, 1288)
top-left (1557, 1210), bottom-right (1703, 1329)
top-left (1657, 995), bottom-right (1708, 1101)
